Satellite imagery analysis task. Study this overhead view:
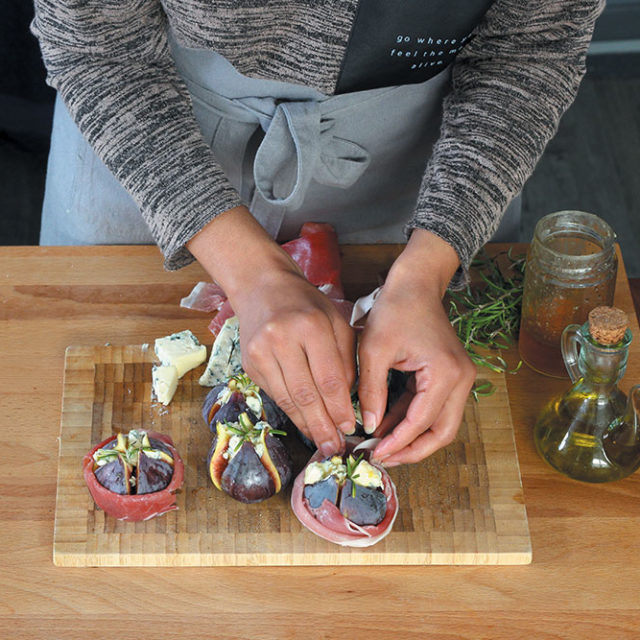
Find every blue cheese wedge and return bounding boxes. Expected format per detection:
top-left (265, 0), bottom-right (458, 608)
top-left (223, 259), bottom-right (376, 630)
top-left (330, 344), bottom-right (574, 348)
top-left (154, 329), bottom-right (207, 379)
top-left (199, 316), bottom-right (243, 386)
top-left (152, 364), bottom-right (179, 405)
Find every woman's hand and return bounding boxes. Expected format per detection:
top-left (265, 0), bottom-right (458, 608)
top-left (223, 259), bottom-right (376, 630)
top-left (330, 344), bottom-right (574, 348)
top-left (357, 229), bottom-right (476, 466)
top-left (187, 206), bottom-right (356, 456)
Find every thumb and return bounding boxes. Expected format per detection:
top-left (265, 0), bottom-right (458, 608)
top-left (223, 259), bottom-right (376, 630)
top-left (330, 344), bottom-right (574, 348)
top-left (357, 337), bottom-right (391, 435)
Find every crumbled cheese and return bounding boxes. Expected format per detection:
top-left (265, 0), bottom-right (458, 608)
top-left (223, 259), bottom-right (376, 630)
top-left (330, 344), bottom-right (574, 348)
top-left (350, 459), bottom-right (383, 489)
top-left (304, 456), bottom-right (347, 486)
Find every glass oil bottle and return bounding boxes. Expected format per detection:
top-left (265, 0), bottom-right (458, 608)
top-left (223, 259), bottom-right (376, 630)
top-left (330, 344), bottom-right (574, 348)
top-left (534, 306), bottom-right (640, 482)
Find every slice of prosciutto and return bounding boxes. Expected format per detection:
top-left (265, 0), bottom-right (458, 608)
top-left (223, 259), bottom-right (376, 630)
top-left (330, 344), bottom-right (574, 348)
top-left (291, 437), bottom-right (398, 547)
top-left (198, 222), bottom-right (353, 336)
top-left (180, 282), bottom-right (227, 312)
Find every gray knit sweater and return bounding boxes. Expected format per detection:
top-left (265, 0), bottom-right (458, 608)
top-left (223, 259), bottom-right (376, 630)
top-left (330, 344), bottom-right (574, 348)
top-left (32, 0), bottom-right (604, 279)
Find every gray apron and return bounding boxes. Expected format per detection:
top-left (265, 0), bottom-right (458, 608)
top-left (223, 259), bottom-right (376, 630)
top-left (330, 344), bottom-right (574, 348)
top-left (40, 33), bottom-right (519, 247)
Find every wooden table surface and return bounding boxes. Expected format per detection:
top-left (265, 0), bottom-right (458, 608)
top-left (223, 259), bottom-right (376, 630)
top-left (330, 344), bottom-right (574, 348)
top-left (1, 243), bottom-right (639, 639)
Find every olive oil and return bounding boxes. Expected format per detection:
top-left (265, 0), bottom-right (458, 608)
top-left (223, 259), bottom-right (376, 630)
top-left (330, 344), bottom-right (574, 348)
top-left (534, 308), bottom-right (640, 483)
top-left (534, 386), bottom-right (629, 483)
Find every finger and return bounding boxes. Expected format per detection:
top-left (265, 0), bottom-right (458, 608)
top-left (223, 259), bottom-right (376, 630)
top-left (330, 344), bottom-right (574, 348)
top-left (357, 336), bottom-right (392, 435)
top-left (378, 382), bottom-right (471, 465)
top-left (331, 313), bottom-right (357, 391)
top-left (372, 368), bottom-right (452, 461)
top-left (277, 345), bottom-right (343, 457)
top-left (305, 330), bottom-right (356, 435)
top-left (374, 374), bottom-right (417, 437)
top-left (244, 355), bottom-right (313, 441)
top-left (374, 389), bottom-right (413, 438)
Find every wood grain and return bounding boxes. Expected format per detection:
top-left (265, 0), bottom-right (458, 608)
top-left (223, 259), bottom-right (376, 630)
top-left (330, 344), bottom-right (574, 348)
top-left (54, 345), bottom-right (530, 566)
top-left (2, 244), bottom-right (639, 640)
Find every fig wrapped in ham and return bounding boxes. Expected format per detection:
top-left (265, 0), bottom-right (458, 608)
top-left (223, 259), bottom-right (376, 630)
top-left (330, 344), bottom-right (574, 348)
top-left (83, 430), bottom-right (184, 521)
top-left (291, 437), bottom-right (398, 547)
top-left (207, 412), bottom-right (292, 503)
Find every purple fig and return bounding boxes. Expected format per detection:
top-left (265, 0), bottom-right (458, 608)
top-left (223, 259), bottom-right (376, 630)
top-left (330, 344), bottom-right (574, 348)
top-left (136, 451), bottom-right (173, 494)
top-left (263, 432), bottom-right (292, 490)
top-left (94, 457), bottom-right (130, 495)
top-left (260, 390), bottom-right (289, 430)
top-left (212, 391), bottom-right (255, 427)
top-left (147, 437), bottom-right (173, 457)
top-left (202, 383), bottom-right (227, 425)
top-left (221, 442), bottom-right (275, 503)
top-left (339, 479), bottom-right (387, 526)
top-left (304, 476), bottom-right (340, 509)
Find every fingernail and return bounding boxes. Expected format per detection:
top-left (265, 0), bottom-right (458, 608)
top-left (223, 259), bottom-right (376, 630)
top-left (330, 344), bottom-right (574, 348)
top-left (383, 460), bottom-right (401, 468)
top-left (363, 411), bottom-right (378, 435)
top-left (318, 441), bottom-right (337, 457)
top-left (372, 448), bottom-right (389, 463)
top-left (340, 420), bottom-right (356, 435)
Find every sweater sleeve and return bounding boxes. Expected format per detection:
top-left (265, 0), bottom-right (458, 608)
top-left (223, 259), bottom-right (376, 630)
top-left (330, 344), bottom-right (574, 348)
top-left (406, 0), bottom-right (605, 289)
top-left (31, 0), bottom-right (243, 270)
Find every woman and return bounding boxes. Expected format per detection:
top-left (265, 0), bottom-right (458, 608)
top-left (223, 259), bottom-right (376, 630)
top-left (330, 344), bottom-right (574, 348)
top-left (32, 0), bottom-right (604, 465)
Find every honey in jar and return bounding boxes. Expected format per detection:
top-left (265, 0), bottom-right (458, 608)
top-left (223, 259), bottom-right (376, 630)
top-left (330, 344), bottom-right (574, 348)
top-left (518, 211), bottom-right (617, 377)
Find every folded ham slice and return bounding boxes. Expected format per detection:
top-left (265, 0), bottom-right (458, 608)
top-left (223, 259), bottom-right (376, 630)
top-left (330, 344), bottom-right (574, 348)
top-left (291, 437), bottom-right (398, 547)
top-left (198, 222), bottom-right (353, 336)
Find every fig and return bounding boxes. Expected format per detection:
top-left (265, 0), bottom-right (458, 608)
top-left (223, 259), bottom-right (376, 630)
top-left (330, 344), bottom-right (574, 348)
top-left (137, 451), bottom-right (173, 494)
top-left (201, 382), bottom-right (226, 424)
top-left (221, 442), bottom-right (276, 503)
top-left (91, 429), bottom-right (175, 496)
top-left (303, 476), bottom-right (340, 509)
top-left (302, 452), bottom-right (387, 526)
top-left (206, 423), bottom-right (232, 490)
top-left (262, 431), bottom-right (292, 491)
top-left (260, 390), bottom-right (290, 430)
top-left (94, 456), bottom-right (131, 495)
top-left (339, 479), bottom-right (387, 526)
top-left (206, 412), bottom-right (292, 503)
top-left (202, 375), bottom-right (264, 431)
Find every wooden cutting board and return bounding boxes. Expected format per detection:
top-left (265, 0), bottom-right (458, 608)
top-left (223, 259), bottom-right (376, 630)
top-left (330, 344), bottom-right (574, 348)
top-left (53, 345), bottom-right (531, 566)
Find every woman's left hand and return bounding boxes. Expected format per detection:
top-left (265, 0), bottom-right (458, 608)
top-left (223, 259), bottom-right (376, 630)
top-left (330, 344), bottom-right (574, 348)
top-left (357, 229), bottom-right (477, 466)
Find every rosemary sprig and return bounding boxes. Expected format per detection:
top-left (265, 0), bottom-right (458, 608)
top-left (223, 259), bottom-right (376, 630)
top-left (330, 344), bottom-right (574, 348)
top-left (224, 415), bottom-right (287, 452)
top-left (345, 453), bottom-right (364, 498)
top-left (447, 248), bottom-right (525, 397)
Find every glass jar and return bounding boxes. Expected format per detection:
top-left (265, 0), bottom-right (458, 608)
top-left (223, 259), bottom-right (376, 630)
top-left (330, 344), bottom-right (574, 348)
top-left (518, 211), bottom-right (617, 377)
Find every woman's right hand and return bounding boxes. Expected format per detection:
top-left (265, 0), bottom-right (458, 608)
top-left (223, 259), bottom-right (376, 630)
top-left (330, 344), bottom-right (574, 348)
top-left (187, 205), bottom-right (356, 455)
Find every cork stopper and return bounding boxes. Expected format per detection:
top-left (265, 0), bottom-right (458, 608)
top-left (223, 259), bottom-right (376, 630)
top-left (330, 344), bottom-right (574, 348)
top-left (588, 306), bottom-right (628, 345)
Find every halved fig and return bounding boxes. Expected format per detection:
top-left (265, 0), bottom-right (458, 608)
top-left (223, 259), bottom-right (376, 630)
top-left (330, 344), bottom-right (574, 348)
top-left (303, 476), bottom-right (340, 509)
top-left (339, 479), bottom-right (387, 526)
top-left (94, 456), bottom-right (131, 495)
top-left (137, 451), bottom-right (174, 494)
top-left (206, 412), bottom-right (292, 503)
